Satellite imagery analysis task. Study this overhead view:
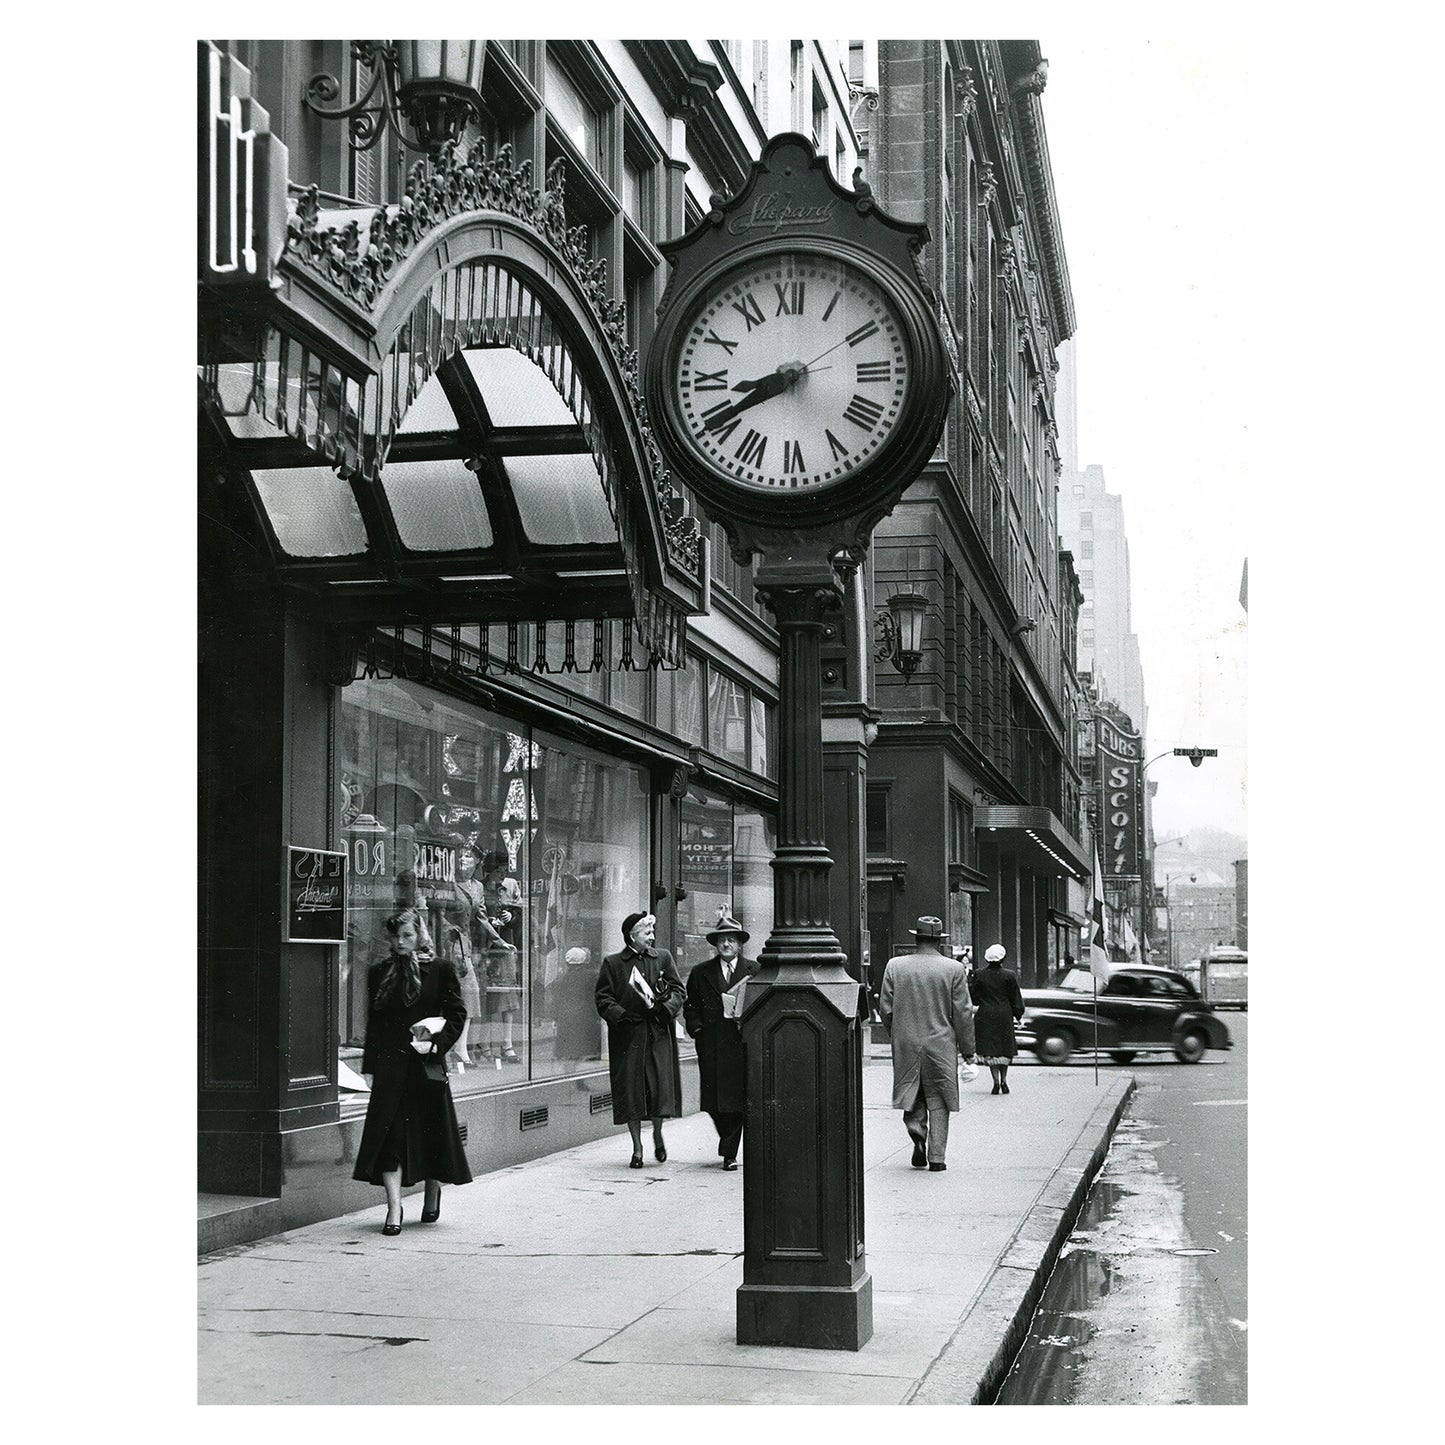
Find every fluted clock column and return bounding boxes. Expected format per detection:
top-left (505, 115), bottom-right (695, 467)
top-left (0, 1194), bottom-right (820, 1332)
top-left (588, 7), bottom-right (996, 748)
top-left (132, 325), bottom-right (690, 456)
top-left (737, 564), bottom-right (871, 1351)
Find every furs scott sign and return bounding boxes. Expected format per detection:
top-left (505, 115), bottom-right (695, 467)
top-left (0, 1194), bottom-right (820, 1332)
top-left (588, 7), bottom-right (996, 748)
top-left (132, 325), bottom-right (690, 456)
top-left (1095, 717), bottom-right (1143, 882)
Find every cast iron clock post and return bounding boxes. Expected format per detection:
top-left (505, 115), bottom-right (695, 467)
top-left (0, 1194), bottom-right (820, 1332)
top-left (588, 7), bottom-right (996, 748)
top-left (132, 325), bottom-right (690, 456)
top-left (645, 135), bottom-right (951, 1350)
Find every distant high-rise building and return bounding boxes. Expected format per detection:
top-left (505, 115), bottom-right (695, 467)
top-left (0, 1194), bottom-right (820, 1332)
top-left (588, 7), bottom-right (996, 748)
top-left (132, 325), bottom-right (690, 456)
top-left (1058, 463), bottom-right (1148, 738)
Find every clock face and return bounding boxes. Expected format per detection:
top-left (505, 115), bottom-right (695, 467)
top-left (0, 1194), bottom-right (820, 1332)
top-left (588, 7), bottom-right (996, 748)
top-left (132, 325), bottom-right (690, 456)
top-left (671, 251), bottom-right (912, 491)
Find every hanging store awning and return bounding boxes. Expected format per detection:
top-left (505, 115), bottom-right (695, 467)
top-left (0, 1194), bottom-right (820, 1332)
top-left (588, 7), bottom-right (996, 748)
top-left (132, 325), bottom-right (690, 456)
top-left (198, 46), bottom-right (702, 666)
top-left (975, 805), bottom-right (1090, 881)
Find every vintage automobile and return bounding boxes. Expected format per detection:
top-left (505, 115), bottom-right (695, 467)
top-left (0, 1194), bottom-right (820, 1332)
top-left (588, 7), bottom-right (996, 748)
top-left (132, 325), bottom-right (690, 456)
top-left (1016, 965), bottom-right (1233, 1065)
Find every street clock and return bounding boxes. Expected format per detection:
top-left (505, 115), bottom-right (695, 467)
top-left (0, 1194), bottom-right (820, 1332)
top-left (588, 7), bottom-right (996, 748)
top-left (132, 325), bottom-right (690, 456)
top-left (646, 134), bottom-right (952, 557)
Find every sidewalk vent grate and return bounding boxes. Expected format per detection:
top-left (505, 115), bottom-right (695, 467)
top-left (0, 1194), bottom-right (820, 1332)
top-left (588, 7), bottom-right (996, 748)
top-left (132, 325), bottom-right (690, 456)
top-left (589, 1092), bottom-right (612, 1115)
top-left (520, 1106), bottom-right (549, 1132)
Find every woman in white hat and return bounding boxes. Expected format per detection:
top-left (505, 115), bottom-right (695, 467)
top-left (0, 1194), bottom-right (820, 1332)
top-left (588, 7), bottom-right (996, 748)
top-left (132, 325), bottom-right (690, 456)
top-left (972, 943), bottom-right (1026, 1095)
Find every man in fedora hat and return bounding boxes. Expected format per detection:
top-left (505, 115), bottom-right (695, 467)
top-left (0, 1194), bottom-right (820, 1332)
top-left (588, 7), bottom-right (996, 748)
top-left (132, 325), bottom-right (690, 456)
top-left (683, 911), bottom-right (757, 1170)
top-left (879, 915), bottom-right (978, 1172)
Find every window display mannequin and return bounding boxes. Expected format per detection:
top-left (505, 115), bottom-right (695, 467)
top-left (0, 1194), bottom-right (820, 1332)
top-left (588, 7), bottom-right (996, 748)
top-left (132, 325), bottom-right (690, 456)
top-left (480, 850), bottom-right (524, 1064)
top-left (439, 896), bottom-right (479, 1074)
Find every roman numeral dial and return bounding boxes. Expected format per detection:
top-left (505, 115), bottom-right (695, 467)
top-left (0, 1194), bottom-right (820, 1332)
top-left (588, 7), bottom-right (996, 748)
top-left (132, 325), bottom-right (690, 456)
top-left (674, 252), bottom-right (911, 491)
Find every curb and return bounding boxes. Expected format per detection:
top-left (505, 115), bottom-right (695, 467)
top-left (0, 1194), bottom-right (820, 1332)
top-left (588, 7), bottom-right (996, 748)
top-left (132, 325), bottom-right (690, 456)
top-left (909, 1073), bottom-right (1135, 1405)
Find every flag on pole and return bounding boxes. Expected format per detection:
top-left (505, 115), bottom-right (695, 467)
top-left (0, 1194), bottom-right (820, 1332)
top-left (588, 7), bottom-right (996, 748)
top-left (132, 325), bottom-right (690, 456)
top-left (1089, 844), bottom-right (1111, 983)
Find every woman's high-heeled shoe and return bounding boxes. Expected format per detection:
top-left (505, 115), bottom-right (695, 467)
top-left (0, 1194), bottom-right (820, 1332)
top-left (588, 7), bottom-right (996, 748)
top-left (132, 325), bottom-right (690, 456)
top-left (382, 1204), bottom-right (403, 1236)
top-left (629, 1151), bottom-right (644, 1169)
top-left (420, 1188), bottom-right (441, 1224)
top-left (991, 1081), bottom-right (1001, 1095)
top-left (653, 1131), bottom-right (667, 1163)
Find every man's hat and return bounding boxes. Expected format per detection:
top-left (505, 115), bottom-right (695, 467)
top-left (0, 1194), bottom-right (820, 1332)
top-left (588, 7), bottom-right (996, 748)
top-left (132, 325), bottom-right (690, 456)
top-left (706, 913), bottom-right (750, 945)
top-left (909, 915), bottom-right (947, 941)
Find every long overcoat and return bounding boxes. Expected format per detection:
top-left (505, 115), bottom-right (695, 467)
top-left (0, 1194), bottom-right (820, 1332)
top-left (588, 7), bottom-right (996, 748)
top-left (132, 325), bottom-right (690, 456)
top-left (683, 954), bottom-right (756, 1115)
top-left (595, 945), bottom-right (685, 1123)
top-left (879, 948), bottom-right (976, 1111)
top-left (969, 963), bottom-right (1025, 1058)
top-left (353, 955), bottom-right (473, 1186)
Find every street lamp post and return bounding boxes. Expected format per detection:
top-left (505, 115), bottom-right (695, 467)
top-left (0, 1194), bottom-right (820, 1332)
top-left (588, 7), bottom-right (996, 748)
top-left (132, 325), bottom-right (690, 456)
top-left (1140, 748), bottom-right (1215, 964)
top-left (1162, 870), bottom-right (1197, 969)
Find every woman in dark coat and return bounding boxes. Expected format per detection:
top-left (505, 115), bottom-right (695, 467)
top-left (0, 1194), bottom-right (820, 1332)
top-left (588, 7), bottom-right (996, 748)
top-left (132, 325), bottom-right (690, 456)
top-left (971, 942), bottom-right (1026, 1096)
top-left (595, 911), bottom-right (684, 1168)
top-left (550, 946), bottom-right (602, 1062)
top-left (353, 909), bottom-right (473, 1233)
top-left (683, 914), bottom-right (756, 1170)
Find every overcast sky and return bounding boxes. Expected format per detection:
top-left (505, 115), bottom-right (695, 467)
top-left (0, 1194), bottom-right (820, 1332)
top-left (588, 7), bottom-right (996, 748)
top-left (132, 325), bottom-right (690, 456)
top-left (1039, 34), bottom-right (1251, 843)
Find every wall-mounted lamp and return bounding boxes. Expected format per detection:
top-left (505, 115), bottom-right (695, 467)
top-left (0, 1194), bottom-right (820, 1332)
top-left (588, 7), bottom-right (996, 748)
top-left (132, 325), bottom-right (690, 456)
top-left (1011, 616), bottom-right (1037, 638)
top-left (304, 40), bottom-right (487, 156)
top-left (873, 589), bottom-right (928, 678)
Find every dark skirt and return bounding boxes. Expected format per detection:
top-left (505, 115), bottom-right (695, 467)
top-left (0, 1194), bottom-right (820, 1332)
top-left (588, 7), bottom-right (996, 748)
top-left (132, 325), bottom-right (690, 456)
top-left (973, 1001), bottom-right (1019, 1059)
top-left (353, 1055), bottom-right (473, 1187)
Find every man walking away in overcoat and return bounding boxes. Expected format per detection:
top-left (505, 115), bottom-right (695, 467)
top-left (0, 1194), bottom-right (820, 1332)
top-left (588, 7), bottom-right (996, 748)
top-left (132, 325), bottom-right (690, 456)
top-left (683, 913), bottom-right (756, 1170)
top-left (879, 915), bottom-right (977, 1172)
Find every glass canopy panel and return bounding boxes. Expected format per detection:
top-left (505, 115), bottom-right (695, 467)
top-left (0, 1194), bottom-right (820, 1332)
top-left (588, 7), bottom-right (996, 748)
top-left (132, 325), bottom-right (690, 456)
top-left (252, 467), bottom-right (369, 557)
top-left (212, 362), bottom-right (290, 441)
top-left (396, 371), bottom-right (460, 433)
top-left (504, 454), bottom-right (616, 545)
top-left (464, 348), bottom-right (578, 427)
top-left (381, 458), bottom-right (494, 551)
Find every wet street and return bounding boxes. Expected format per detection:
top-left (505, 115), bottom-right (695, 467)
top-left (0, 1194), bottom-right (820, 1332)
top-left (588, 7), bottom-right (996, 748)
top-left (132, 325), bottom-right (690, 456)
top-left (994, 1012), bottom-right (1247, 1405)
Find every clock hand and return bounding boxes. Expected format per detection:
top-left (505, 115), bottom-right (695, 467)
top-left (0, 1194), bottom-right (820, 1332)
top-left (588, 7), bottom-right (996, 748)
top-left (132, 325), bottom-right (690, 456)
top-left (703, 367), bottom-right (797, 429)
top-left (798, 336), bottom-right (854, 373)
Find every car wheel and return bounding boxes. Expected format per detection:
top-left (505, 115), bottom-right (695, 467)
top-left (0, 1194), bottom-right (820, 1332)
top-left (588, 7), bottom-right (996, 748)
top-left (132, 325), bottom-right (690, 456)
top-left (1036, 1029), bottom-right (1073, 1065)
top-left (1108, 1050), bottom-right (1137, 1064)
top-left (1174, 1028), bottom-right (1207, 1064)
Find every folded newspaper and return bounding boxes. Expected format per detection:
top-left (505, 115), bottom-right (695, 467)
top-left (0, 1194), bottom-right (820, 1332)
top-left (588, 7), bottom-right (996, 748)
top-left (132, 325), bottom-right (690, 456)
top-left (410, 1016), bottom-right (448, 1039)
top-left (628, 965), bottom-right (655, 1008)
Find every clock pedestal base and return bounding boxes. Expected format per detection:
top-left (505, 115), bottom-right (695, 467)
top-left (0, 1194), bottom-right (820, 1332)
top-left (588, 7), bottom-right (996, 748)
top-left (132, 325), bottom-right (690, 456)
top-left (737, 963), bottom-right (872, 1351)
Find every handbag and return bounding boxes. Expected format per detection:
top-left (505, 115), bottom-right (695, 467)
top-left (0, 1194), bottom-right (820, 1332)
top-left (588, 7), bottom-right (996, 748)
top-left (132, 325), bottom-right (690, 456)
top-left (957, 1057), bottom-right (980, 1084)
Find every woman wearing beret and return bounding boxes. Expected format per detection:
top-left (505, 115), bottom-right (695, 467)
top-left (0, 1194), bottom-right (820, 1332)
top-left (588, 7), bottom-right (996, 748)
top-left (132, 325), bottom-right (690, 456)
top-left (971, 942), bottom-right (1026, 1095)
top-left (595, 911), bottom-right (685, 1168)
top-left (353, 909), bottom-right (473, 1234)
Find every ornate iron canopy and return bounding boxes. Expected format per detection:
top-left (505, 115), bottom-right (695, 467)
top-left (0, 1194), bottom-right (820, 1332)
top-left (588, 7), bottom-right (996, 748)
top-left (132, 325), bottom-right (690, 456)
top-left (200, 117), bottom-right (701, 666)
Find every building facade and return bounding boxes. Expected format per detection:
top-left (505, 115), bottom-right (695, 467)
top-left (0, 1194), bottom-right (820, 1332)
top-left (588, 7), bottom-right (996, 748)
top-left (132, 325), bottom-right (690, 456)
top-left (198, 36), bottom-right (1094, 1241)
top-left (199, 38), bottom-right (889, 1243)
top-left (1057, 462), bottom-right (1148, 737)
top-left (846, 40), bottom-right (1090, 990)
top-left (1167, 884), bottom-right (1239, 968)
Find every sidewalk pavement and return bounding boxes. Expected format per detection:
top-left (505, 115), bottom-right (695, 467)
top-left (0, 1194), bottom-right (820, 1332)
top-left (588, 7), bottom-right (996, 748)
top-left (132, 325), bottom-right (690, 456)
top-left (198, 1057), bottom-right (1133, 1406)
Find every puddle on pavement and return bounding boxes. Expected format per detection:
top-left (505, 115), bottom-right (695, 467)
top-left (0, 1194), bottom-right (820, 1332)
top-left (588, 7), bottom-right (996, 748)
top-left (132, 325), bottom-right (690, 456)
top-left (994, 1180), bottom-right (1127, 1403)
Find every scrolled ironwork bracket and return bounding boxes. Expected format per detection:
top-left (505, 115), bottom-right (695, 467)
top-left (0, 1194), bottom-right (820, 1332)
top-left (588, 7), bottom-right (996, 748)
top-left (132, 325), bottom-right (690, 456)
top-left (304, 41), bottom-right (424, 153)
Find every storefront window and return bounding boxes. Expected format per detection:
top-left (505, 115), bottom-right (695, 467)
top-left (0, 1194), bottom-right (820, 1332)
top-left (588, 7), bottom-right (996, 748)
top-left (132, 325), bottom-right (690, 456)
top-left (675, 786), bottom-right (776, 980)
top-left (732, 802), bottom-right (775, 952)
top-left (529, 730), bottom-right (649, 1078)
top-left (336, 678), bottom-right (648, 1097)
